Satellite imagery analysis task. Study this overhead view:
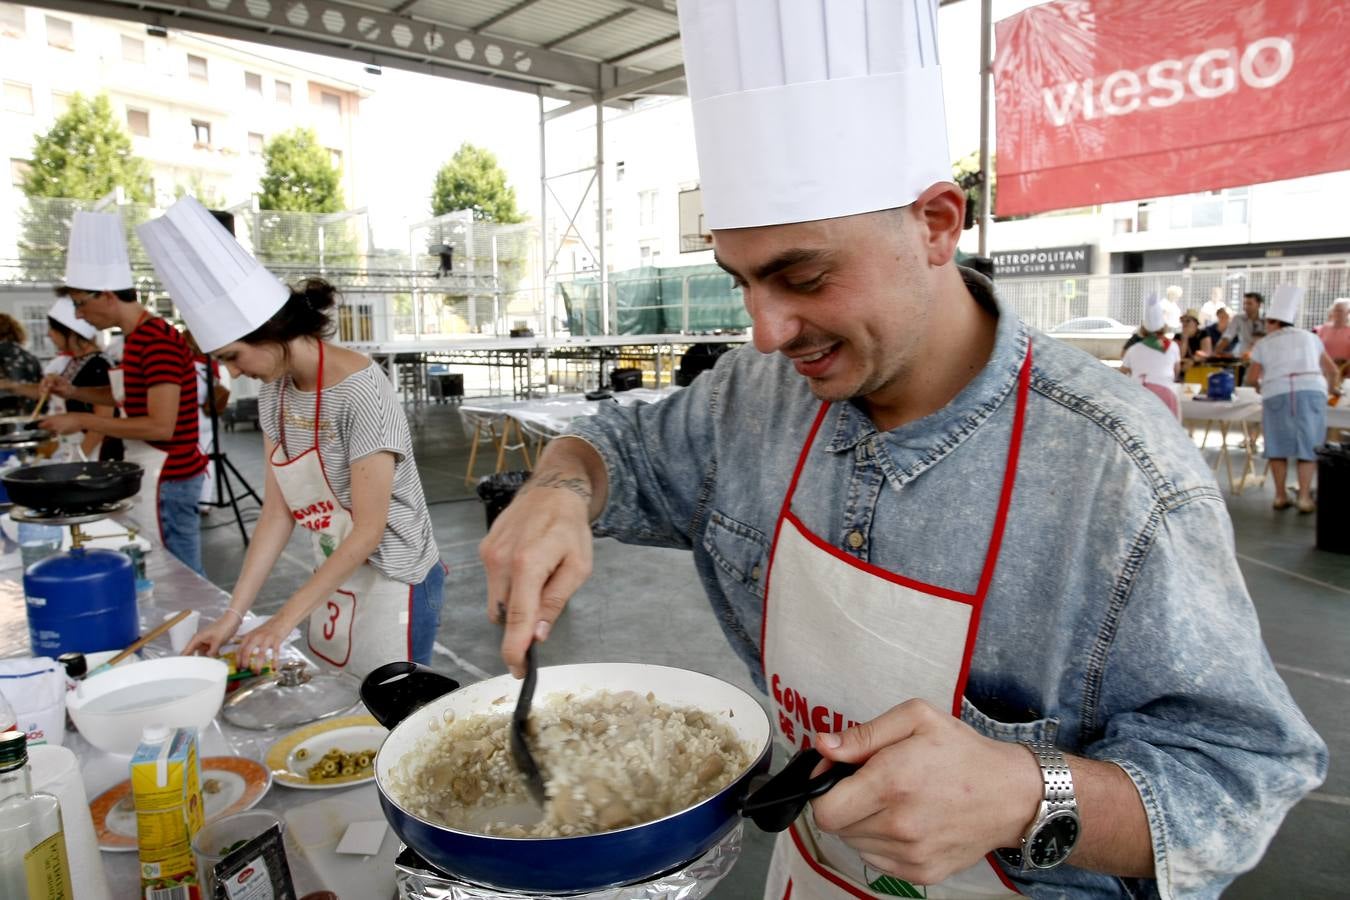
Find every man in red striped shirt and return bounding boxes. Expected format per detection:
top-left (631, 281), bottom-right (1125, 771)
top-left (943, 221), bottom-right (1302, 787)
top-left (42, 286), bottom-right (208, 575)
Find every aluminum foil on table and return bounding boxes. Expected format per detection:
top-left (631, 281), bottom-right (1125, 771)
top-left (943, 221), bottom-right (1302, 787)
top-left (396, 823), bottom-right (742, 900)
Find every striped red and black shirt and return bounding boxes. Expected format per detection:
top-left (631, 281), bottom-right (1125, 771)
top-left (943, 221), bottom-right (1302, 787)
top-left (121, 316), bottom-right (207, 482)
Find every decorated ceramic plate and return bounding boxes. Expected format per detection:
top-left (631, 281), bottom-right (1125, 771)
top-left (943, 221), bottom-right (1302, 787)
top-left (91, 756), bottom-right (272, 851)
top-left (266, 714), bottom-right (385, 790)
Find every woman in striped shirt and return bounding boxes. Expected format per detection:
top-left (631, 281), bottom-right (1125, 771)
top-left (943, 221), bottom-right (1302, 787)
top-left (180, 278), bottom-right (445, 676)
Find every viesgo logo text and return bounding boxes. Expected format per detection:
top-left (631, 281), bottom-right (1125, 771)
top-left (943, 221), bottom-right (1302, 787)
top-left (1043, 36), bottom-right (1293, 126)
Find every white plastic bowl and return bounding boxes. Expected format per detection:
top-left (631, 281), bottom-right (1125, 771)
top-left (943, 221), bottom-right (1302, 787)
top-left (67, 656), bottom-right (228, 754)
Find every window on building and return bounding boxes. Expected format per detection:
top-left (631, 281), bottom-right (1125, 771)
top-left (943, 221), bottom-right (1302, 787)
top-left (604, 208), bottom-right (613, 232)
top-left (248, 132), bottom-right (264, 155)
top-left (45, 15), bottom-right (73, 49)
top-left (615, 160), bottom-right (625, 182)
top-left (328, 148), bottom-right (342, 170)
top-left (638, 190), bottom-right (658, 226)
top-left (51, 91), bottom-right (70, 116)
top-left (126, 107), bottom-right (150, 137)
top-left (187, 53), bottom-right (208, 82)
top-left (275, 80), bottom-right (291, 104)
top-left (10, 158), bottom-right (31, 188)
top-left (320, 91), bottom-right (342, 125)
top-left (338, 304), bottom-right (374, 342)
top-left (244, 71), bottom-right (262, 97)
top-left (2, 81), bottom-right (33, 115)
top-left (121, 34), bottom-right (144, 62)
top-left (639, 242), bottom-right (659, 265)
top-left (191, 119), bottom-right (212, 146)
top-left (1, 5), bottom-right (26, 38)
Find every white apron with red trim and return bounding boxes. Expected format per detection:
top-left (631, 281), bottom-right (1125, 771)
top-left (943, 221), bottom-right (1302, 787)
top-left (269, 345), bottom-right (412, 678)
top-left (109, 364), bottom-right (170, 540)
top-left (760, 349), bottom-right (1032, 900)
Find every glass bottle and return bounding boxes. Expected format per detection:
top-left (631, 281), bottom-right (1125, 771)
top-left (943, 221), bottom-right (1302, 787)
top-left (0, 730), bottom-right (73, 899)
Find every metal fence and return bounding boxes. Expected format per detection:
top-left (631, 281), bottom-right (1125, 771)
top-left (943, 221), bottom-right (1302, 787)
top-left (996, 262), bottom-right (1349, 332)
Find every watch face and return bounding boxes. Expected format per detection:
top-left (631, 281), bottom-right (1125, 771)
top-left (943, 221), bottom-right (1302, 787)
top-left (1028, 811), bottom-right (1079, 868)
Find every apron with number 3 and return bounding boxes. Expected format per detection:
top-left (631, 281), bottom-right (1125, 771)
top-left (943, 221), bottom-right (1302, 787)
top-left (760, 347), bottom-right (1033, 900)
top-left (269, 344), bottom-right (413, 678)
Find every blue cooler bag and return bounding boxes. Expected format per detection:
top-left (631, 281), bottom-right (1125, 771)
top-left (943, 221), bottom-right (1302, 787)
top-left (1207, 370), bottom-right (1235, 400)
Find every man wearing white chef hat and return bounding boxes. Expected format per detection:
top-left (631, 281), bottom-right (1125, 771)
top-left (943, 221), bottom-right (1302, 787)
top-left (41, 211), bottom-right (208, 573)
top-left (142, 197), bottom-right (445, 679)
top-left (481, 1), bottom-right (1325, 897)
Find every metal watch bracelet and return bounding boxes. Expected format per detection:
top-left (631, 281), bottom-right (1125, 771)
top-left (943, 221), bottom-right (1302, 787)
top-left (996, 740), bottom-right (1078, 870)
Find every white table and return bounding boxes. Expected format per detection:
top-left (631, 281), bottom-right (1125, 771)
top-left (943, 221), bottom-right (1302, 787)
top-left (1181, 391), bottom-right (1265, 494)
top-left (460, 388), bottom-right (680, 482)
top-left (0, 522), bottom-right (385, 898)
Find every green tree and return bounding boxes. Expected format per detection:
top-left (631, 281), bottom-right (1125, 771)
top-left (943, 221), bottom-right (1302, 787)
top-left (18, 93), bottom-right (153, 279)
top-left (258, 128), bottom-right (344, 213)
top-left (952, 150), bottom-right (996, 225)
top-left (430, 143), bottom-right (523, 223)
top-left (255, 128), bottom-right (353, 266)
top-left (21, 93), bottom-right (152, 202)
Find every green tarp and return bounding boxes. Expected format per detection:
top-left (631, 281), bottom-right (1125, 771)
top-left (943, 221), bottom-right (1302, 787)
top-left (557, 263), bottom-right (749, 335)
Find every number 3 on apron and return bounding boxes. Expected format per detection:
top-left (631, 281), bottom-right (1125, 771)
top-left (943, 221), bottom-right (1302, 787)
top-left (760, 348), bottom-right (1033, 900)
top-left (268, 344), bottom-right (413, 677)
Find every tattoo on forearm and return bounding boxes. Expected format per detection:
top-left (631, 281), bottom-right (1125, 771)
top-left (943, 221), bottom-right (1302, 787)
top-left (528, 471), bottom-right (592, 503)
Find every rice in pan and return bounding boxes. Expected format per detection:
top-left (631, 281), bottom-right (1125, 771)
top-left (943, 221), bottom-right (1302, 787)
top-left (387, 689), bottom-right (753, 838)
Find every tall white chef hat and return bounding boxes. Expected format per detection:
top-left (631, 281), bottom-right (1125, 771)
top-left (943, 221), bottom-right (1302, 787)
top-left (47, 298), bottom-right (98, 341)
top-left (677, 0), bottom-right (950, 230)
top-left (64, 211), bottom-right (133, 291)
top-left (1268, 284), bottom-right (1305, 326)
top-left (137, 196), bottom-right (289, 353)
top-left (1144, 294), bottom-right (1166, 332)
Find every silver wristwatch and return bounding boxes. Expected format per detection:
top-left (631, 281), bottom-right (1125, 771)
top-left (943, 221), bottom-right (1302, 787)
top-left (996, 740), bottom-right (1080, 871)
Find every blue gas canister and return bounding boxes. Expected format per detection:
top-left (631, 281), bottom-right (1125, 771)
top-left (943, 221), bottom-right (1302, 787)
top-left (1207, 370), bottom-right (1235, 400)
top-left (23, 548), bottom-right (137, 656)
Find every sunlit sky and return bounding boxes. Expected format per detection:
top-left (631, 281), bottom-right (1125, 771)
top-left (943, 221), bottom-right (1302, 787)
top-left (348, 0), bottom-right (1044, 248)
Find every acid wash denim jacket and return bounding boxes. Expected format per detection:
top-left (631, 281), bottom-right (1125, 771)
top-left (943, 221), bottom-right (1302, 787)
top-left (566, 270), bottom-right (1327, 899)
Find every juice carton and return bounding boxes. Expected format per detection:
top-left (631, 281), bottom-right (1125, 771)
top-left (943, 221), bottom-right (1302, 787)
top-left (131, 726), bottom-right (204, 899)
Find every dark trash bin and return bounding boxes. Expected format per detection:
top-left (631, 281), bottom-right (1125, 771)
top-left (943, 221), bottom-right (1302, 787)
top-left (1315, 443), bottom-right (1350, 554)
top-left (477, 471), bottom-right (530, 529)
top-left (610, 367), bottom-right (642, 392)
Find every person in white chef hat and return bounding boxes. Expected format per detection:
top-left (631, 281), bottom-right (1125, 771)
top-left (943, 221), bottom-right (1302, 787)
top-left (1120, 294), bottom-right (1181, 418)
top-left (0, 297), bottom-right (116, 461)
top-left (41, 211), bottom-right (208, 572)
top-left (1247, 285), bottom-right (1342, 513)
top-left (144, 198), bottom-right (446, 678)
top-left (479, 2), bottom-right (1325, 897)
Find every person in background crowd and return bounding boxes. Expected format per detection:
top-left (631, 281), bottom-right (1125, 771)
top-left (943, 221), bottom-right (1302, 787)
top-left (1122, 296), bottom-right (1181, 416)
top-left (1161, 284), bottom-right (1184, 333)
top-left (0, 314), bottom-right (42, 417)
top-left (1199, 286), bottom-right (1225, 328)
top-left (185, 330), bottom-right (231, 513)
top-left (1314, 297), bottom-right (1350, 377)
top-left (0, 299), bottom-right (116, 460)
top-left (143, 198), bottom-right (445, 677)
top-left (482, 2), bottom-right (1325, 895)
top-left (1176, 308), bottom-right (1212, 375)
top-left (1205, 305), bottom-right (1230, 349)
top-left (1215, 291), bottom-right (1266, 356)
top-left (1249, 286), bottom-right (1342, 513)
top-left (40, 212), bottom-right (208, 575)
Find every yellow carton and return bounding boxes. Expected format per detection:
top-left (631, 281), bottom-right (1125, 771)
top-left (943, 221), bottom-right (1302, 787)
top-left (131, 726), bottom-right (204, 899)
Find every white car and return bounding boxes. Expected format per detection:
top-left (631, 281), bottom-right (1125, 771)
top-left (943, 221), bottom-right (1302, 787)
top-left (1047, 317), bottom-right (1136, 361)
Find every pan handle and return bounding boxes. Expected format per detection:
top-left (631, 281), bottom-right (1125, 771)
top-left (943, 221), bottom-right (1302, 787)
top-left (741, 746), bottom-right (860, 833)
top-left (360, 660), bottom-right (461, 730)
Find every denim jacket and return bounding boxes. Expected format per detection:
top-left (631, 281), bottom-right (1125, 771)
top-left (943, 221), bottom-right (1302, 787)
top-left (567, 271), bottom-right (1326, 898)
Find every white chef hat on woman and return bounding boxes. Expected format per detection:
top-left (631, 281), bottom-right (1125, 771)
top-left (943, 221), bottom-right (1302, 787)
top-left (1144, 295), bottom-right (1167, 332)
top-left (137, 197), bottom-right (289, 352)
top-left (677, 0), bottom-right (950, 230)
top-left (47, 298), bottom-right (98, 340)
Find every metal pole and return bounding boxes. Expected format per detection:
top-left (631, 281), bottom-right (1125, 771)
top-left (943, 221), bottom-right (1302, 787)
top-left (595, 94), bottom-right (607, 335)
top-left (977, 0), bottom-right (994, 256)
top-left (538, 90), bottom-right (550, 338)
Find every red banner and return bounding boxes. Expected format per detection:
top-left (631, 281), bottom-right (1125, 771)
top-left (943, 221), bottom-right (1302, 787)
top-left (993, 1), bottom-right (1350, 217)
